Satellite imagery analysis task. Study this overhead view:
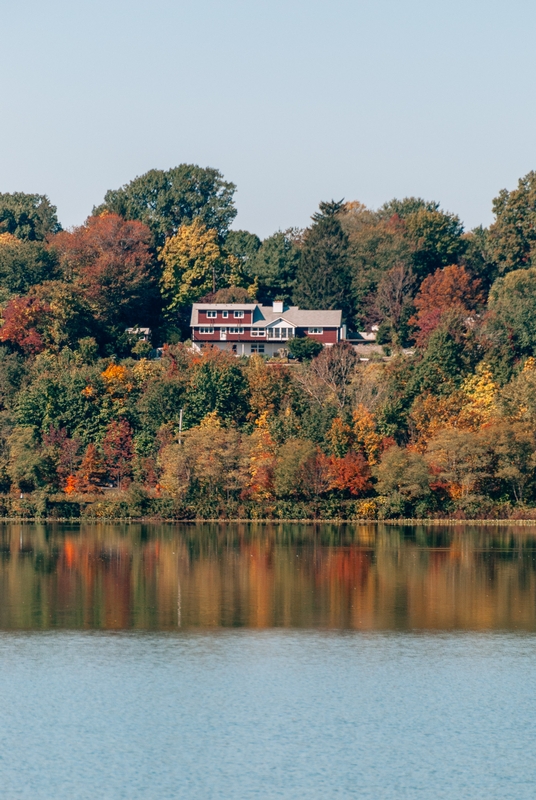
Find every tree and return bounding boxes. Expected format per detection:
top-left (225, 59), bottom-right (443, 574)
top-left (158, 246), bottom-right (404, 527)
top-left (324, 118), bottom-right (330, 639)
top-left (378, 197), bottom-right (440, 219)
top-left (159, 219), bottom-right (231, 314)
top-left (0, 234), bottom-right (59, 293)
top-left (0, 192), bottom-right (61, 241)
top-left (102, 418), bottom-right (134, 488)
top-left (328, 450), bottom-right (371, 496)
top-left (374, 262), bottom-right (415, 344)
top-left (225, 230), bottom-right (261, 270)
top-left (411, 264), bottom-right (484, 345)
top-left (404, 208), bottom-right (465, 279)
top-left (94, 164), bottom-right (236, 245)
top-left (76, 443), bottom-right (106, 492)
top-left (487, 267), bottom-right (536, 358)
top-left (307, 341), bottom-right (358, 410)
top-left (0, 296), bottom-right (54, 354)
top-left (249, 231), bottom-right (300, 303)
top-left (185, 349), bottom-right (249, 426)
top-left (274, 438), bottom-right (316, 497)
top-left (246, 411), bottom-right (277, 500)
top-left (375, 445), bottom-right (431, 503)
top-left (53, 213), bottom-right (157, 340)
top-left (293, 201), bottom-right (351, 316)
top-left (425, 428), bottom-right (493, 499)
top-left (343, 209), bottom-right (413, 328)
top-left (287, 337), bottom-right (323, 361)
top-left (488, 171), bottom-right (536, 274)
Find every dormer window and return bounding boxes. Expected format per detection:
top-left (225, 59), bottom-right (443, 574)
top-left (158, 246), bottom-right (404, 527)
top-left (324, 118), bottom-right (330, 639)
top-left (206, 310), bottom-right (217, 318)
top-left (222, 311), bottom-right (229, 318)
top-left (234, 310), bottom-right (244, 319)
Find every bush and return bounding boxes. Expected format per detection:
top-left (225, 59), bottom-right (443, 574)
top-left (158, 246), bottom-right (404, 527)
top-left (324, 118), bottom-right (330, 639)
top-left (288, 337), bottom-right (323, 361)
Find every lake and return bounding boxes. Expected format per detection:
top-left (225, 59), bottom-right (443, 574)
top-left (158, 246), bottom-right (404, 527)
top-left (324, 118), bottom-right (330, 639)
top-left (1, 522), bottom-right (536, 798)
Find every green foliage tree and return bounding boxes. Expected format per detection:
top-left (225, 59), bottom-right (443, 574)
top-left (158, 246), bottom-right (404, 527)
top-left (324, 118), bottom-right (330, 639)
top-left (94, 164), bottom-right (236, 245)
top-left (293, 201), bottom-right (351, 316)
top-left (0, 193), bottom-right (61, 241)
top-left (489, 171), bottom-right (536, 274)
top-left (0, 235), bottom-right (59, 293)
top-left (487, 267), bottom-right (536, 359)
top-left (184, 352), bottom-right (249, 426)
top-left (249, 231), bottom-right (300, 303)
top-left (287, 337), bottom-right (323, 361)
top-left (374, 444), bottom-right (431, 514)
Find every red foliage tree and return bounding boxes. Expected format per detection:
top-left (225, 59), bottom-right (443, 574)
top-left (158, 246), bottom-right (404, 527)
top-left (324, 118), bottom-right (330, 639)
top-left (410, 264), bottom-right (484, 346)
top-left (328, 450), bottom-right (371, 496)
top-left (76, 443), bottom-right (107, 493)
top-left (102, 419), bottom-right (134, 488)
top-left (0, 296), bottom-right (52, 354)
top-left (52, 213), bottom-right (156, 330)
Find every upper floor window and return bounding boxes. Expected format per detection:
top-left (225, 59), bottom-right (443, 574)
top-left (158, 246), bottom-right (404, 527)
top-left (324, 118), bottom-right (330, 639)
top-left (308, 327), bottom-right (323, 334)
top-left (234, 310), bottom-right (244, 319)
top-left (222, 311), bottom-right (229, 318)
top-left (206, 310), bottom-right (217, 318)
top-left (228, 327), bottom-right (244, 334)
top-left (198, 327), bottom-right (214, 334)
top-left (251, 329), bottom-right (266, 337)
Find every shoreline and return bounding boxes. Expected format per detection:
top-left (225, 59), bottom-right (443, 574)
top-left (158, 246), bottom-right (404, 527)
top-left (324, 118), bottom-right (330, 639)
top-left (2, 516), bottom-right (536, 526)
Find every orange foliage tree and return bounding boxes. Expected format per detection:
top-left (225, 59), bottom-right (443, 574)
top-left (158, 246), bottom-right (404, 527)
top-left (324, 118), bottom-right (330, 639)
top-left (410, 264), bottom-right (484, 345)
top-left (328, 451), bottom-right (371, 496)
top-left (52, 213), bottom-right (156, 333)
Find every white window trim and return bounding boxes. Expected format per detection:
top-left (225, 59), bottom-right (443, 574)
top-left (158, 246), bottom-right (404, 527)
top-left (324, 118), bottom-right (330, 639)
top-left (206, 310), bottom-right (217, 318)
top-left (222, 311), bottom-right (229, 318)
top-left (251, 329), bottom-right (266, 337)
top-left (308, 327), bottom-right (323, 334)
top-left (234, 311), bottom-right (244, 318)
top-left (227, 326), bottom-right (244, 334)
top-left (250, 343), bottom-right (265, 353)
top-left (198, 326), bottom-right (214, 334)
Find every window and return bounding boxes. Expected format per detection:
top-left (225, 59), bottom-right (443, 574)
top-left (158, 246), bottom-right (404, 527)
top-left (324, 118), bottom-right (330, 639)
top-left (234, 310), bottom-right (244, 318)
top-left (228, 327), bottom-right (244, 334)
top-left (268, 327), bottom-right (291, 339)
top-left (206, 310), bottom-right (217, 318)
top-left (198, 327), bottom-right (214, 334)
top-left (251, 343), bottom-right (265, 353)
top-left (251, 328), bottom-right (265, 337)
top-left (308, 327), bottom-right (323, 334)
top-left (222, 311), bottom-right (229, 318)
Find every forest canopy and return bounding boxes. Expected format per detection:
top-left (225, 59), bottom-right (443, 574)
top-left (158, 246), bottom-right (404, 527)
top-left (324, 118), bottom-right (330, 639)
top-left (1, 166), bottom-right (536, 521)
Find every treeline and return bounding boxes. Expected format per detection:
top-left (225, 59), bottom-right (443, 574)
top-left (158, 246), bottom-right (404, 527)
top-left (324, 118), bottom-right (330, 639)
top-left (1, 167), bottom-right (536, 519)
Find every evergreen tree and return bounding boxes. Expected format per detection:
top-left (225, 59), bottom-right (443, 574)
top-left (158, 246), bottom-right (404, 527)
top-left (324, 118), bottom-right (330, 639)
top-left (293, 201), bottom-right (351, 316)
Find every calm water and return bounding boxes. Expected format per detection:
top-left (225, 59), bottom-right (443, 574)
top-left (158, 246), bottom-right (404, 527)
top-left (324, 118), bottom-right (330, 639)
top-left (1, 523), bottom-right (536, 798)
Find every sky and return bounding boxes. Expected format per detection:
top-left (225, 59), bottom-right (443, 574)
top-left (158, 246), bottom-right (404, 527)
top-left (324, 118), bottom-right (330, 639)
top-left (1, 0), bottom-right (535, 238)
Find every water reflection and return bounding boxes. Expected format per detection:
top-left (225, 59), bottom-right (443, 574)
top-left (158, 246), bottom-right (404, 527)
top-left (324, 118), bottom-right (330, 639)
top-left (1, 522), bottom-right (536, 631)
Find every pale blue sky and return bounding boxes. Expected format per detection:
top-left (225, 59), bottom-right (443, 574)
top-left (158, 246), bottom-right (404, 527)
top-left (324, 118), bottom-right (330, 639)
top-left (1, 0), bottom-right (535, 237)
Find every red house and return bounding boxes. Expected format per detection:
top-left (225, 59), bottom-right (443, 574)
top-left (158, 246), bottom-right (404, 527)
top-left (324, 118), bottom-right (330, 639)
top-left (190, 301), bottom-right (345, 356)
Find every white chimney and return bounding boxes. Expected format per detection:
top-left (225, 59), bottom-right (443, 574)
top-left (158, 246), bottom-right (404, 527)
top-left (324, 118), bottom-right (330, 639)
top-left (273, 300), bottom-right (284, 313)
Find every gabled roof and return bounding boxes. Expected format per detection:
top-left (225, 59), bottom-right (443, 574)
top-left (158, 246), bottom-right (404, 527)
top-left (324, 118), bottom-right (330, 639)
top-left (190, 303), bottom-right (342, 328)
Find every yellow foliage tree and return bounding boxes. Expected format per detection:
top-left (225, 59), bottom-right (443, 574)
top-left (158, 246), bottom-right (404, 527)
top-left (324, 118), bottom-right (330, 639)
top-left (159, 219), bottom-right (228, 312)
top-left (352, 404), bottom-right (382, 464)
top-left (458, 365), bottom-right (498, 429)
top-left (247, 411), bottom-right (277, 500)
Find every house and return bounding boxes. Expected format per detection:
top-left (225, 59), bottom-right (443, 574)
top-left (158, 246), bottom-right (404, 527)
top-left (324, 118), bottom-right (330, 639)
top-left (190, 300), bottom-right (345, 356)
top-left (125, 327), bottom-right (151, 342)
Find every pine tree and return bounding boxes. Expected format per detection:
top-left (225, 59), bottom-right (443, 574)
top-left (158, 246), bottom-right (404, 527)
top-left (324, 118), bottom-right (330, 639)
top-left (293, 200), bottom-right (351, 316)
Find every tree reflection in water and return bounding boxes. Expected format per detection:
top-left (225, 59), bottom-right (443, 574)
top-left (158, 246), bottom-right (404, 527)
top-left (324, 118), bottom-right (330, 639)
top-left (0, 522), bottom-right (535, 631)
